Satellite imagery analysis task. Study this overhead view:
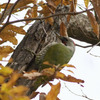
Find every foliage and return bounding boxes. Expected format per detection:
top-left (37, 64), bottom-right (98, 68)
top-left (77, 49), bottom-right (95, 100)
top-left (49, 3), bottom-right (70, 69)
top-left (0, 65), bottom-right (29, 100)
top-left (0, 0), bottom-right (99, 100)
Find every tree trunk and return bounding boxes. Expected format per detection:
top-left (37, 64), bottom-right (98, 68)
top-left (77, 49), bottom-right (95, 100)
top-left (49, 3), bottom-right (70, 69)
top-left (7, 5), bottom-right (100, 95)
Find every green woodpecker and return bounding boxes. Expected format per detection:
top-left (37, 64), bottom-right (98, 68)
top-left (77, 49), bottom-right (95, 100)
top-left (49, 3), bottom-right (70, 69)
top-left (35, 36), bottom-right (75, 70)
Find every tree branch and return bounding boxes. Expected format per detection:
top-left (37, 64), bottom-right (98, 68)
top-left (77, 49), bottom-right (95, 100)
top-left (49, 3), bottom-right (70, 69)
top-left (0, 0), bottom-right (20, 32)
top-left (0, 0), bottom-right (11, 22)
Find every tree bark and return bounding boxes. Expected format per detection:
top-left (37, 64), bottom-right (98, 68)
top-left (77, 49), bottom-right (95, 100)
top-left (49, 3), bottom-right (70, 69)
top-left (68, 14), bottom-right (100, 45)
top-left (7, 6), bottom-right (100, 95)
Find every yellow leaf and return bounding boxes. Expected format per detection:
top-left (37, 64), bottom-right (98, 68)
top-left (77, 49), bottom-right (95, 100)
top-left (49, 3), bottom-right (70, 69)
top-left (9, 86), bottom-right (28, 96)
top-left (84, 0), bottom-right (90, 8)
top-left (1, 83), bottom-right (11, 94)
top-left (0, 66), bottom-right (13, 76)
top-left (46, 82), bottom-right (61, 100)
top-left (87, 10), bottom-right (99, 38)
top-left (0, 75), bottom-right (5, 84)
top-left (0, 46), bottom-right (14, 60)
top-left (14, 96), bottom-right (30, 100)
top-left (7, 72), bottom-right (21, 87)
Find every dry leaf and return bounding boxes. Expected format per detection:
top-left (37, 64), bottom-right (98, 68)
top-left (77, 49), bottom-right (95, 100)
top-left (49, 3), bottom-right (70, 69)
top-left (60, 22), bottom-right (68, 36)
top-left (23, 70), bottom-right (42, 80)
top-left (0, 46), bottom-right (14, 61)
top-left (87, 10), bottom-right (99, 38)
top-left (92, 0), bottom-right (100, 21)
top-left (56, 72), bottom-right (84, 83)
top-left (62, 64), bottom-right (76, 68)
top-left (46, 82), bottom-right (61, 100)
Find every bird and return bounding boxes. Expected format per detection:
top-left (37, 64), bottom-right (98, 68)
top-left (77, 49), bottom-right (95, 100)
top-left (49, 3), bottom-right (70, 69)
top-left (34, 35), bottom-right (75, 71)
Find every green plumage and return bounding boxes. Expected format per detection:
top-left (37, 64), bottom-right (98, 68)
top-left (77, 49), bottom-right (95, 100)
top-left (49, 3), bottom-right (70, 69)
top-left (35, 39), bottom-right (75, 70)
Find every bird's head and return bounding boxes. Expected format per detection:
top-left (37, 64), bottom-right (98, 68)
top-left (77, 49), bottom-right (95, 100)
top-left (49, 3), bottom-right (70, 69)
top-left (57, 34), bottom-right (75, 53)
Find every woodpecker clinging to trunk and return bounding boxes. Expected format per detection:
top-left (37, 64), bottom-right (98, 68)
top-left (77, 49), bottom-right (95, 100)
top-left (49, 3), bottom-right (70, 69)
top-left (35, 35), bottom-right (75, 71)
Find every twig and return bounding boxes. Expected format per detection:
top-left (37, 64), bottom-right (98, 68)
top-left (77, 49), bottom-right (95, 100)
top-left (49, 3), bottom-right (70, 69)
top-left (0, 0), bottom-right (11, 22)
top-left (76, 43), bottom-right (93, 48)
top-left (87, 41), bottom-right (100, 53)
top-left (8, 8), bottom-right (94, 24)
top-left (64, 83), bottom-right (94, 100)
top-left (0, 0), bottom-right (20, 32)
top-left (7, 0), bottom-right (20, 22)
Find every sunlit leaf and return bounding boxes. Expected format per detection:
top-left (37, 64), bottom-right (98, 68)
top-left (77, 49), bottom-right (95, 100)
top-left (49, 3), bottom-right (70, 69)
top-left (84, 0), bottom-right (90, 8)
top-left (0, 66), bottom-right (13, 76)
top-left (7, 72), bottom-right (21, 87)
top-left (46, 82), bottom-right (61, 100)
top-left (9, 86), bottom-right (28, 96)
top-left (0, 75), bottom-right (5, 84)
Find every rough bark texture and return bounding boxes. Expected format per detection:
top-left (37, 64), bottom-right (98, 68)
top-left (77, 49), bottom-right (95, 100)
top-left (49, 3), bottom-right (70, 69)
top-left (7, 6), bottom-right (100, 95)
top-left (68, 14), bottom-right (100, 45)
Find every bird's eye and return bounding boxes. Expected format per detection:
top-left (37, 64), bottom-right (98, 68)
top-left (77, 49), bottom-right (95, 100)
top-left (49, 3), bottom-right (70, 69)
top-left (61, 37), bottom-right (68, 45)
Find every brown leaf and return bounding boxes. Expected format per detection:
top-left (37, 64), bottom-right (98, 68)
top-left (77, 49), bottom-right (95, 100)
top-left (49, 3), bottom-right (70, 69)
top-left (14, 0), bottom-right (36, 10)
top-left (46, 0), bottom-right (56, 9)
top-left (0, 25), bottom-right (26, 44)
top-left (67, 0), bottom-right (76, 22)
top-left (92, 0), bottom-right (100, 21)
top-left (87, 10), bottom-right (99, 38)
top-left (60, 22), bottom-right (68, 36)
top-left (38, 2), bottom-right (54, 25)
top-left (62, 64), bottom-right (76, 68)
top-left (67, 70), bottom-right (74, 74)
top-left (0, 3), bottom-right (13, 9)
top-left (0, 46), bottom-right (14, 60)
top-left (56, 72), bottom-right (84, 83)
top-left (46, 82), bottom-right (61, 100)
